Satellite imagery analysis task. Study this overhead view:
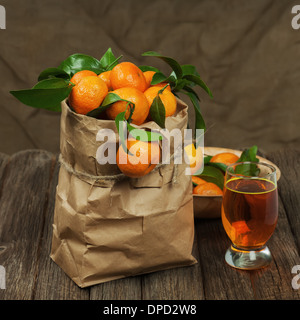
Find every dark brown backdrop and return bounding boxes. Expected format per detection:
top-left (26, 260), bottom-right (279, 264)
top-left (1, 0), bottom-right (299, 155)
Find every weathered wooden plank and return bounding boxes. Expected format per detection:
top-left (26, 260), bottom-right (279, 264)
top-left (90, 276), bottom-right (142, 300)
top-left (249, 148), bottom-right (300, 299)
top-left (267, 149), bottom-right (300, 254)
top-left (195, 218), bottom-right (255, 300)
top-left (0, 148), bottom-right (299, 300)
top-left (31, 158), bottom-right (89, 300)
top-left (141, 228), bottom-right (204, 300)
top-left (0, 150), bottom-right (55, 299)
top-left (248, 196), bottom-right (300, 299)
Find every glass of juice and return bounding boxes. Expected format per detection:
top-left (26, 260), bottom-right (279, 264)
top-left (221, 161), bottom-right (278, 270)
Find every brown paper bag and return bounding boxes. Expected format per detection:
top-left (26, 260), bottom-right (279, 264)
top-left (50, 98), bottom-right (197, 288)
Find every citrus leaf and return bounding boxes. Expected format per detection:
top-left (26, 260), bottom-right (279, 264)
top-left (86, 92), bottom-right (122, 118)
top-left (139, 65), bottom-right (160, 73)
top-left (181, 64), bottom-right (200, 77)
top-left (59, 53), bottom-right (104, 76)
top-left (183, 74), bottom-right (213, 98)
top-left (38, 67), bottom-right (70, 82)
top-left (204, 155), bottom-right (213, 164)
top-left (181, 90), bottom-right (206, 131)
top-left (149, 94), bottom-right (166, 129)
top-left (151, 72), bottom-right (177, 87)
top-left (174, 78), bottom-right (189, 91)
top-left (238, 145), bottom-right (259, 163)
top-left (115, 112), bottom-right (132, 155)
top-left (142, 51), bottom-right (183, 79)
top-left (106, 55), bottom-right (123, 70)
top-left (207, 162), bottom-right (228, 173)
top-left (150, 72), bottom-right (167, 85)
top-left (99, 48), bottom-right (123, 71)
top-left (197, 165), bottom-right (224, 190)
top-left (127, 123), bottom-right (163, 142)
top-left (182, 85), bottom-right (201, 101)
top-left (235, 145), bottom-right (260, 176)
top-left (10, 78), bottom-right (72, 112)
top-left (33, 78), bottom-right (71, 89)
top-left (102, 92), bottom-right (122, 107)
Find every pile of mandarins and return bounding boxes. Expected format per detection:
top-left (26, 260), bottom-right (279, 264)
top-left (68, 61), bottom-right (176, 179)
top-left (68, 61), bottom-right (176, 124)
top-left (192, 152), bottom-right (240, 196)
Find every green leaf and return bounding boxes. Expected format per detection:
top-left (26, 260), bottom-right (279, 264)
top-left (204, 155), bottom-right (212, 164)
top-left (106, 55), bottom-right (123, 70)
top-left (182, 85), bottom-right (201, 101)
top-left (38, 67), bottom-right (70, 82)
top-left (150, 72), bottom-right (167, 85)
top-left (115, 111), bottom-right (132, 155)
top-left (99, 48), bottom-right (122, 71)
top-left (59, 53), bottom-right (104, 76)
top-left (174, 78), bottom-right (189, 91)
top-left (237, 145), bottom-right (259, 163)
top-left (33, 78), bottom-right (71, 89)
top-left (181, 90), bottom-right (206, 131)
top-left (139, 65), bottom-right (160, 73)
top-left (10, 78), bottom-right (72, 112)
top-left (149, 93), bottom-right (166, 129)
top-left (181, 64), bottom-right (200, 77)
top-left (86, 92), bottom-right (122, 118)
top-left (127, 123), bottom-right (163, 142)
top-left (197, 165), bottom-right (225, 190)
top-left (207, 162), bottom-right (228, 173)
top-left (235, 145), bottom-right (260, 176)
top-left (182, 74), bottom-right (213, 98)
top-left (142, 51), bottom-right (183, 79)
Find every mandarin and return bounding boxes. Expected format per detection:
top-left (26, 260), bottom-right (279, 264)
top-left (184, 144), bottom-right (203, 175)
top-left (144, 85), bottom-right (177, 117)
top-left (210, 152), bottom-right (239, 166)
top-left (143, 71), bottom-right (156, 88)
top-left (69, 76), bottom-right (108, 115)
top-left (154, 82), bottom-right (172, 91)
top-left (106, 87), bottom-right (149, 125)
top-left (98, 70), bottom-right (112, 90)
top-left (116, 138), bottom-right (161, 178)
top-left (110, 62), bottom-right (148, 92)
top-left (193, 182), bottom-right (223, 196)
top-left (192, 176), bottom-right (207, 186)
top-left (70, 70), bottom-right (98, 85)
top-left (143, 71), bottom-right (171, 91)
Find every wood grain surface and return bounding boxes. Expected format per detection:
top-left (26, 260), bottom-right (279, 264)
top-left (0, 148), bottom-right (299, 300)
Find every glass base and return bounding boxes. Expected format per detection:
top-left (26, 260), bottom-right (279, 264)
top-left (225, 245), bottom-right (272, 270)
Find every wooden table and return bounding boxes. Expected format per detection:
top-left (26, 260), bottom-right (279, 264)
top-left (0, 148), bottom-right (299, 301)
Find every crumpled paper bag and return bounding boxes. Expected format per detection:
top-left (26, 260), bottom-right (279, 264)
top-left (50, 98), bottom-right (196, 288)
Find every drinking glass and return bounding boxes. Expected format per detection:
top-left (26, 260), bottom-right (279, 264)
top-left (221, 161), bottom-right (278, 270)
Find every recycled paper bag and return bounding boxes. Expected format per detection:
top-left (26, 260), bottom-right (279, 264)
top-left (50, 98), bottom-right (197, 288)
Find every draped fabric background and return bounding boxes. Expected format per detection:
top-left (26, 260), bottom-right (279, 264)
top-left (0, 0), bottom-right (299, 155)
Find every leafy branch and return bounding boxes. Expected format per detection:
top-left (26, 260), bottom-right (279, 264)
top-left (10, 48), bottom-right (122, 112)
top-left (142, 51), bottom-right (213, 133)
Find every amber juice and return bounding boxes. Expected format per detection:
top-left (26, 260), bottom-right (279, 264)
top-left (222, 178), bottom-right (278, 249)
